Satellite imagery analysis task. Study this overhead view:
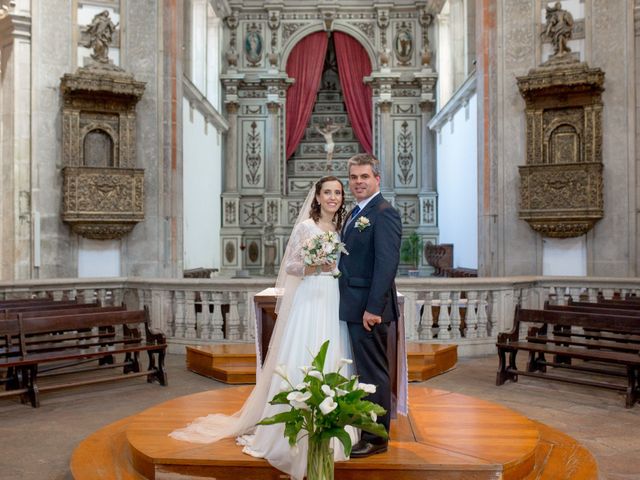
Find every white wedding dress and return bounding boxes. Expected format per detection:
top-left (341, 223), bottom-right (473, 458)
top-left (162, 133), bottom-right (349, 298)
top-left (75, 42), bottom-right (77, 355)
top-left (170, 218), bottom-right (357, 480)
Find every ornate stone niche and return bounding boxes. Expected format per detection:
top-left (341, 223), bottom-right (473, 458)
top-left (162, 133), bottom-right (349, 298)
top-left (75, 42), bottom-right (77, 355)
top-left (60, 13), bottom-right (146, 240)
top-left (517, 53), bottom-right (605, 237)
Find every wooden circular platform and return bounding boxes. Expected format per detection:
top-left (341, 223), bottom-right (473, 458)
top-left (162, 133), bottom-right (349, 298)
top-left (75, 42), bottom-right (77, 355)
top-left (71, 385), bottom-right (597, 480)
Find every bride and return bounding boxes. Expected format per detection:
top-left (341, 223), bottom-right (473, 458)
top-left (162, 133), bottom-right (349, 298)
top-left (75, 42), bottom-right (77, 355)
top-left (170, 175), bottom-right (357, 480)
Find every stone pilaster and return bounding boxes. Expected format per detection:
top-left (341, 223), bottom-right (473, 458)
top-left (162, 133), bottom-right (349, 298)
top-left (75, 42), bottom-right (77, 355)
top-left (0, 7), bottom-right (32, 280)
top-left (377, 100), bottom-right (394, 193)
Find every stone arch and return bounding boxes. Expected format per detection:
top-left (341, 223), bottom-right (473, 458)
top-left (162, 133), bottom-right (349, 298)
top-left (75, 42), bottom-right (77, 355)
top-left (80, 124), bottom-right (118, 167)
top-left (281, 21), bottom-right (377, 70)
top-left (544, 118), bottom-right (583, 164)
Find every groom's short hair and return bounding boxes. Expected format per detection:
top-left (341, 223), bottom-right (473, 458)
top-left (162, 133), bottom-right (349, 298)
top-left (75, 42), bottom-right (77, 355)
top-left (347, 153), bottom-right (381, 177)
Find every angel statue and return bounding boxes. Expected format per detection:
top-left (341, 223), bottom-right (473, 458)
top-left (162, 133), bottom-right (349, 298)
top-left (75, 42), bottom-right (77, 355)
top-left (84, 10), bottom-right (118, 65)
top-left (544, 2), bottom-right (574, 59)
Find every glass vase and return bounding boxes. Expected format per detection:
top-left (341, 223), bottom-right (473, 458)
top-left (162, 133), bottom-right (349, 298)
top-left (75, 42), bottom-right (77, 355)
top-left (307, 435), bottom-right (334, 480)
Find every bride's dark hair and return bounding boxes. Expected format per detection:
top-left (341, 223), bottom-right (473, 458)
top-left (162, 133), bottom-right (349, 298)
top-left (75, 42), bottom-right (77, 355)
top-left (309, 175), bottom-right (346, 231)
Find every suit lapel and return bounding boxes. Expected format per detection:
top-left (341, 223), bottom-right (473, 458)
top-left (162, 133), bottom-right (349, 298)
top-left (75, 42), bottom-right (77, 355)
top-left (343, 194), bottom-right (383, 241)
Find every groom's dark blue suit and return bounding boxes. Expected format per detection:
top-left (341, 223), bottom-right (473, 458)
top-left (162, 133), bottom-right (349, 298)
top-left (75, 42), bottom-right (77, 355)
top-left (338, 192), bottom-right (402, 442)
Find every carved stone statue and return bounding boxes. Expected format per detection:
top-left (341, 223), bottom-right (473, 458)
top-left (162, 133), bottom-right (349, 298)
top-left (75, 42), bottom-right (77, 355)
top-left (379, 47), bottom-right (391, 69)
top-left (84, 10), bottom-right (118, 66)
top-left (314, 118), bottom-right (343, 167)
top-left (544, 2), bottom-right (574, 59)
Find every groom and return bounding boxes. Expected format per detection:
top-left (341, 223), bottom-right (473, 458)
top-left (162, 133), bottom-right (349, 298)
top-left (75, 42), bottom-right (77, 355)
top-left (338, 153), bottom-right (402, 458)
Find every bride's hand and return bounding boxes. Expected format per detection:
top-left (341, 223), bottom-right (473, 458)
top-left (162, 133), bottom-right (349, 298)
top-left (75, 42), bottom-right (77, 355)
top-left (320, 262), bottom-right (336, 273)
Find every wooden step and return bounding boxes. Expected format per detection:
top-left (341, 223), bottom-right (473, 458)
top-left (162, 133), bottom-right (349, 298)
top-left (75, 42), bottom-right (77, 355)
top-left (186, 344), bottom-right (257, 384)
top-left (186, 342), bottom-right (458, 385)
top-left (70, 385), bottom-right (597, 480)
top-left (406, 343), bottom-right (458, 382)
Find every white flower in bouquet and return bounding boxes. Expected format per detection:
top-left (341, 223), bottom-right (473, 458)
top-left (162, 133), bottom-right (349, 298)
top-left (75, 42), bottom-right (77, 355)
top-left (257, 340), bottom-right (387, 458)
top-left (301, 231), bottom-right (349, 278)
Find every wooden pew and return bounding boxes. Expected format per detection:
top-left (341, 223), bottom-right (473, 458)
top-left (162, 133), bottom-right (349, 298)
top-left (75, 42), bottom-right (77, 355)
top-left (0, 307), bottom-right (167, 407)
top-left (496, 306), bottom-right (640, 407)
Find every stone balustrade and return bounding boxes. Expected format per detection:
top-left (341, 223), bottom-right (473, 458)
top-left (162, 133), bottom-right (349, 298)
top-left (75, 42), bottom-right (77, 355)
top-left (2, 276), bottom-right (639, 356)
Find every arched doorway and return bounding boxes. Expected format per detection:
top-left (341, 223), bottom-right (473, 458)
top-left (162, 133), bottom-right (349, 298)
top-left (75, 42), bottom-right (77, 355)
top-left (284, 31), bottom-right (373, 192)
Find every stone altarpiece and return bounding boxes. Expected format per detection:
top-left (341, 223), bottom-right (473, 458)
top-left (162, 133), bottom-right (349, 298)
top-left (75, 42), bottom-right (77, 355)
top-left (220, 2), bottom-right (439, 275)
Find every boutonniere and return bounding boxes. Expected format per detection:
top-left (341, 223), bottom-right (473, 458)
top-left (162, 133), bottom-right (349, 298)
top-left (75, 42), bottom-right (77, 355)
top-left (355, 216), bottom-right (371, 232)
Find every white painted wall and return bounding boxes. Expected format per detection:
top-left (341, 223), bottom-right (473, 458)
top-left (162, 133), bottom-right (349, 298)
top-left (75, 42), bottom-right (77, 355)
top-left (78, 238), bottom-right (120, 277)
top-left (182, 99), bottom-right (222, 270)
top-left (435, 93), bottom-right (478, 269)
top-left (542, 236), bottom-right (587, 276)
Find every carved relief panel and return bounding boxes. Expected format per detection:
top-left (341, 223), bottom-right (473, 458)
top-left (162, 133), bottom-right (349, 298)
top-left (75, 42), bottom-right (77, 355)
top-left (241, 120), bottom-right (266, 189)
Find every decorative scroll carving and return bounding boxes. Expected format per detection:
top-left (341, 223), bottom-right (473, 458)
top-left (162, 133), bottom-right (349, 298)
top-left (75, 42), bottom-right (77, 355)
top-left (282, 22), bottom-right (303, 42)
top-left (422, 197), bottom-right (436, 225)
top-left (517, 57), bottom-right (605, 238)
top-left (242, 202), bottom-right (263, 226)
top-left (266, 200), bottom-right (278, 223)
top-left (224, 13), bottom-right (239, 70)
top-left (244, 121), bottom-right (262, 185)
top-left (396, 200), bottom-right (417, 225)
top-left (62, 167), bottom-right (144, 239)
top-left (396, 121), bottom-right (415, 185)
top-left (353, 22), bottom-right (374, 40)
top-left (224, 201), bottom-right (236, 224)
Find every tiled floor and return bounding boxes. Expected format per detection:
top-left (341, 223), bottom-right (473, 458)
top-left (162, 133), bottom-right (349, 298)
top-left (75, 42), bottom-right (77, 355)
top-left (0, 353), bottom-right (637, 479)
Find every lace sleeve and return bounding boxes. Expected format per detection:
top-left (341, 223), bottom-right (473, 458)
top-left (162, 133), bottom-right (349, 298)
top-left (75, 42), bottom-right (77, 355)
top-left (284, 222), bottom-right (310, 277)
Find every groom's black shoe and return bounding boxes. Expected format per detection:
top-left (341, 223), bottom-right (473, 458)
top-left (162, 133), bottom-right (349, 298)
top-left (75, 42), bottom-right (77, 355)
top-left (350, 440), bottom-right (388, 458)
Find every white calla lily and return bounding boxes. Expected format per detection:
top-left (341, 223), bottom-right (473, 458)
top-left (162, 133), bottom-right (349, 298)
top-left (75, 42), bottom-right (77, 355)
top-left (321, 384), bottom-right (335, 397)
top-left (318, 396), bottom-right (338, 415)
top-left (307, 370), bottom-right (323, 380)
top-left (275, 364), bottom-right (288, 379)
top-left (370, 411), bottom-right (377, 422)
top-left (358, 382), bottom-right (377, 394)
top-left (336, 358), bottom-right (353, 369)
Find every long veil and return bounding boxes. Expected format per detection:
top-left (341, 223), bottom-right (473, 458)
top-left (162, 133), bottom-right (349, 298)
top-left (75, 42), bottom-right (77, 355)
top-left (169, 187), bottom-right (318, 444)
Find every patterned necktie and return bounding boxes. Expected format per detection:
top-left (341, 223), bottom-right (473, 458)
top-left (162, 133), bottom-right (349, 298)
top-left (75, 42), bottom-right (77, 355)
top-left (348, 205), bottom-right (361, 225)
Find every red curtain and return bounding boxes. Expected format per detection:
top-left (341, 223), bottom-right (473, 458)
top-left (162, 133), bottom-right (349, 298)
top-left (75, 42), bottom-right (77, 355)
top-left (333, 32), bottom-right (373, 154)
top-left (285, 32), bottom-right (329, 160)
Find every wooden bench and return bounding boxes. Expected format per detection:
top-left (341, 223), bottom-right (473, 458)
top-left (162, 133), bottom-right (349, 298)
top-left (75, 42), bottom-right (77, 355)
top-left (0, 307), bottom-right (167, 407)
top-left (496, 306), bottom-right (640, 407)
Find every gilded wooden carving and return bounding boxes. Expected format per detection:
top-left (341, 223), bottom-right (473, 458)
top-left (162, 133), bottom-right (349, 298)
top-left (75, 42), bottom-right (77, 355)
top-left (517, 8), bottom-right (605, 238)
top-left (60, 11), bottom-right (146, 240)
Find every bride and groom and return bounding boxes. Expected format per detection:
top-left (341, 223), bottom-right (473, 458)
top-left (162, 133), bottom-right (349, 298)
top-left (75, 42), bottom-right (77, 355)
top-left (171, 153), bottom-right (403, 480)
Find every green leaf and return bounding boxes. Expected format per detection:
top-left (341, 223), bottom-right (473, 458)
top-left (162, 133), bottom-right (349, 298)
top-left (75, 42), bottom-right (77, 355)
top-left (321, 428), bottom-right (353, 457)
top-left (258, 409), bottom-right (300, 426)
top-left (311, 340), bottom-right (330, 372)
top-left (268, 391), bottom-right (291, 405)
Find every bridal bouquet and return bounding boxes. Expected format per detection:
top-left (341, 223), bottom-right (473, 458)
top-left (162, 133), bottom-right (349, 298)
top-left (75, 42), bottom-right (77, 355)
top-left (301, 231), bottom-right (348, 278)
top-left (258, 340), bottom-right (387, 480)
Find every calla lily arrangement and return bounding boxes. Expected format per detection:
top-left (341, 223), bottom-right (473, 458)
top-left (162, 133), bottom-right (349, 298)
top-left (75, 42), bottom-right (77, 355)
top-left (258, 340), bottom-right (387, 457)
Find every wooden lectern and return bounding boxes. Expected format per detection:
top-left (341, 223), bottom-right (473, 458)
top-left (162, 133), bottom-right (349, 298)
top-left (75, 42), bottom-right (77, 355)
top-left (254, 288), bottom-right (407, 408)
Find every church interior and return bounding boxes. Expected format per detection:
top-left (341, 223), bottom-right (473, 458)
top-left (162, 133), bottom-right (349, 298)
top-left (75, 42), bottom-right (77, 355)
top-left (1, 0), bottom-right (639, 478)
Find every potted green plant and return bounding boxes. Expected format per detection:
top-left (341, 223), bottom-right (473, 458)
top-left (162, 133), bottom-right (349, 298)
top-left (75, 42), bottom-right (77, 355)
top-left (400, 232), bottom-right (423, 277)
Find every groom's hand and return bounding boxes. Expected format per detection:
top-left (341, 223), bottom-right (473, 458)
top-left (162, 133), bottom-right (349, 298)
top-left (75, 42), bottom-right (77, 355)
top-left (362, 310), bottom-right (382, 331)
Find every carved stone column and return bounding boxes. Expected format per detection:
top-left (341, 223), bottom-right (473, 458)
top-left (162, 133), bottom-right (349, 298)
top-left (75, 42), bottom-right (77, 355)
top-left (265, 101), bottom-right (281, 193)
top-left (224, 100), bottom-right (240, 193)
top-left (378, 100), bottom-right (394, 193)
top-left (0, 7), bottom-right (32, 279)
